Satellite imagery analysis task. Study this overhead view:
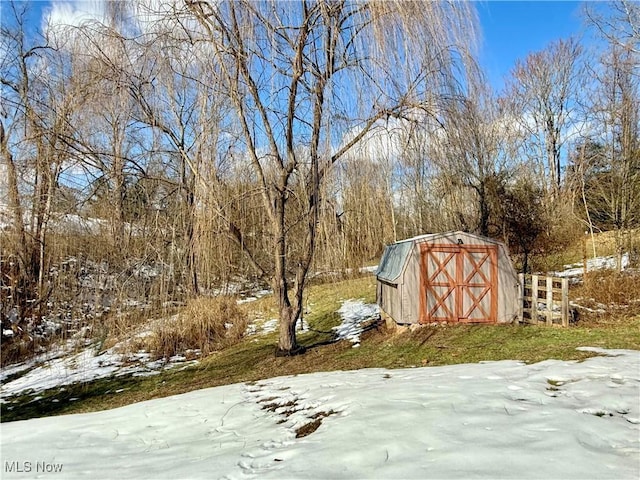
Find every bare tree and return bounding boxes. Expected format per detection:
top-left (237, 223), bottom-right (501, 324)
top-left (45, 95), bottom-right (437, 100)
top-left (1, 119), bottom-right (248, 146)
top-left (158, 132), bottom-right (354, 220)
top-left (1, 2), bottom-right (82, 321)
top-left (430, 76), bottom-right (510, 237)
top-left (176, 0), bottom-right (476, 354)
top-left (584, 0), bottom-right (640, 54)
top-left (392, 117), bottom-right (444, 237)
top-left (339, 154), bottom-right (395, 267)
top-left (77, 43), bottom-right (140, 249)
top-left (580, 44), bottom-right (640, 269)
top-left (504, 38), bottom-right (584, 194)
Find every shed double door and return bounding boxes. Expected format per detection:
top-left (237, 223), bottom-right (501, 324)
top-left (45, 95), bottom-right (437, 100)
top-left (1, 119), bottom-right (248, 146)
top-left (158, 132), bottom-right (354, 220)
top-left (419, 244), bottom-right (498, 323)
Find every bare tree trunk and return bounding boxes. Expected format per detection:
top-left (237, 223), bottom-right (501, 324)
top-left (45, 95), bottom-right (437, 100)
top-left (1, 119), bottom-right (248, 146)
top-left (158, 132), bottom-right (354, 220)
top-left (184, 174), bottom-right (200, 296)
top-left (578, 143), bottom-right (598, 258)
top-left (0, 122), bottom-right (27, 256)
top-left (478, 183), bottom-right (490, 237)
top-left (112, 150), bottom-right (126, 249)
top-left (273, 191), bottom-right (299, 354)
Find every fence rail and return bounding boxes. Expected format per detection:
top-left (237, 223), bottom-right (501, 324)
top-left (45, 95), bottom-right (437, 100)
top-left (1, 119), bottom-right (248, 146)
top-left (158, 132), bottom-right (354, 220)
top-left (518, 274), bottom-right (569, 327)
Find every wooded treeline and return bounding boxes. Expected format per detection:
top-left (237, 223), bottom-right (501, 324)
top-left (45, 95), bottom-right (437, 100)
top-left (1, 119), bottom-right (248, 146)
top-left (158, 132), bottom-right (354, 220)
top-left (1, 1), bottom-right (638, 353)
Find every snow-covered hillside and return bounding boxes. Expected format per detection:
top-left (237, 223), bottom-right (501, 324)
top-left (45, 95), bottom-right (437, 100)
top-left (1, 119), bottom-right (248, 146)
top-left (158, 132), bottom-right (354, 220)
top-left (0, 299), bottom-right (377, 401)
top-left (1, 348), bottom-right (638, 479)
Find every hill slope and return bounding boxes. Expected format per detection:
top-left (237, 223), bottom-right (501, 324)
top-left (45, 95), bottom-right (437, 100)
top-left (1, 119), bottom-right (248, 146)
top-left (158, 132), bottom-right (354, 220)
top-left (2, 348), bottom-right (639, 479)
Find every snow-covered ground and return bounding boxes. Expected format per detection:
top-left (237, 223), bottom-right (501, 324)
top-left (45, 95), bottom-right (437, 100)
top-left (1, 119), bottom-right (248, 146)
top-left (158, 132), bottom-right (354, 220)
top-left (0, 315), bottom-right (205, 400)
top-left (0, 298), bottom-right (379, 400)
top-left (311, 264), bottom-right (379, 280)
top-left (236, 289), bottom-right (272, 304)
top-left (0, 341), bottom-right (198, 401)
top-left (334, 299), bottom-right (380, 347)
top-left (245, 318), bottom-right (279, 336)
top-left (554, 253), bottom-right (630, 278)
top-left (1, 348), bottom-right (638, 479)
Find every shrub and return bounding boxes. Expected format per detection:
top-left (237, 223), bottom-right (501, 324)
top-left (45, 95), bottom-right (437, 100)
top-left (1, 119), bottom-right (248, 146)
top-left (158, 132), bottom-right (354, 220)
top-left (150, 296), bottom-right (247, 359)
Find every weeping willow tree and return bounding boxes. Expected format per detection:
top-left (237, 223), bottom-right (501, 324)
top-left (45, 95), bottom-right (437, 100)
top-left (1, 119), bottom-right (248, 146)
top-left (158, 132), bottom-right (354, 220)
top-left (168, 0), bottom-right (478, 354)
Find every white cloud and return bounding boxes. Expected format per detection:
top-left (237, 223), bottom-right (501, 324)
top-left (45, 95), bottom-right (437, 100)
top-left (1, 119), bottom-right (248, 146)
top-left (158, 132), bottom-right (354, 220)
top-left (340, 112), bottom-right (442, 166)
top-left (44, 0), bottom-right (106, 30)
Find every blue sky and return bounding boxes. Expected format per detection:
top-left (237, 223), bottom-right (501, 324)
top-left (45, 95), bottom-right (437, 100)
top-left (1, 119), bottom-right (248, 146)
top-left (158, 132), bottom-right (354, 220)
top-left (8, 0), bottom-right (586, 92)
top-left (478, 1), bottom-right (585, 91)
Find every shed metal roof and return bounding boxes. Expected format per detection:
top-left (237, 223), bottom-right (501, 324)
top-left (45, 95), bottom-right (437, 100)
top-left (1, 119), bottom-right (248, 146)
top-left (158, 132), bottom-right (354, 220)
top-left (375, 241), bottom-right (412, 283)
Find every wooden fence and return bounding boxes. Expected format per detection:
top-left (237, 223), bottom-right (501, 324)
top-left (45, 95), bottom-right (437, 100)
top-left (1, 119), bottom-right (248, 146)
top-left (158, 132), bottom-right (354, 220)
top-left (518, 274), bottom-right (570, 327)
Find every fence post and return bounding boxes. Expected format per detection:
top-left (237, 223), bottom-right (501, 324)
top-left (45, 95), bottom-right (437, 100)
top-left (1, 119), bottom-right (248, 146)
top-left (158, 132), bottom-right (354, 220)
top-left (561, 278), bottom-right (569, 327)
top-left (546, 277), bottom-right (554, 325)
top-left (531, 274), bottom-right (539, 324)
top-left (518, 273), bottom-right (524, 324)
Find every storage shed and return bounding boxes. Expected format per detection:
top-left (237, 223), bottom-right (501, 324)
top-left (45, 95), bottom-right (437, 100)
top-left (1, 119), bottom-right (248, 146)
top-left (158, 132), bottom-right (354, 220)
top-left (375, 231), bottom-right (519, 325)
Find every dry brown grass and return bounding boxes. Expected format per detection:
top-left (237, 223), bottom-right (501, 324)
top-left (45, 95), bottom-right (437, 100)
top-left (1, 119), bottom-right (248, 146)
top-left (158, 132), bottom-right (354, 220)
top-left (534, 229), bottom-right (638, 272)
top-left (578, 270), bottom-right (640, 305)
top-left (572, 270), bottom-right (640, 320)
top-left (100, 309), bottom-right (156, 351)
top-left (148, 296), bottom-right (247, 359)
top-left (0, 335), bottom-right (49, 366)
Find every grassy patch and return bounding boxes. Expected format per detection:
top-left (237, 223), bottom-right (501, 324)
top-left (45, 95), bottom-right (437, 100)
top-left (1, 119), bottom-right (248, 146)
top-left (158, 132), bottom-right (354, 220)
top-left (334, 317), bottom-right (640, 369)
top-left (2, 273), bottom-right (639, 423)
top-left (1, 374), bottom-right (154, 422)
